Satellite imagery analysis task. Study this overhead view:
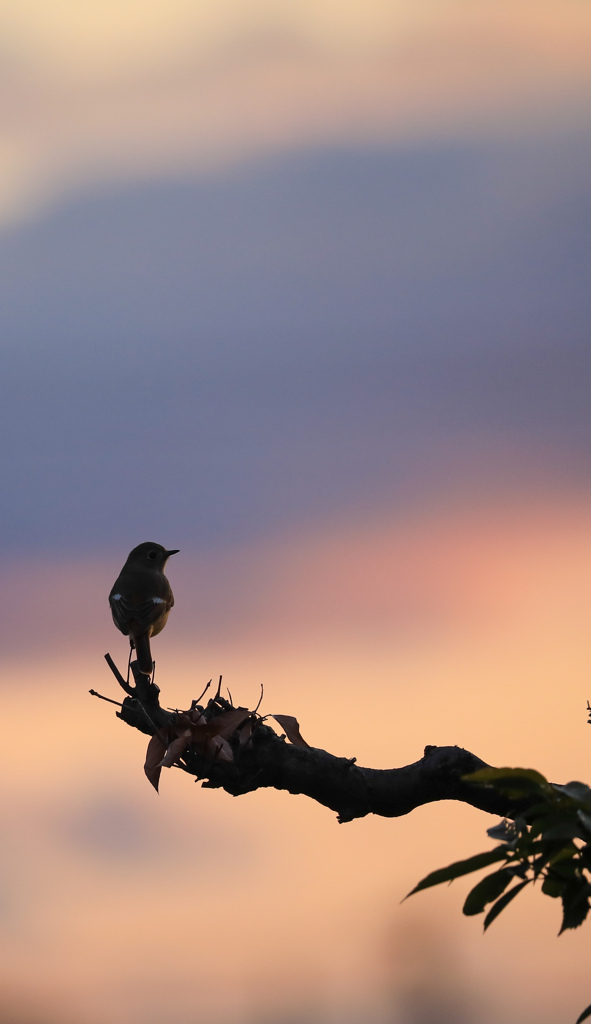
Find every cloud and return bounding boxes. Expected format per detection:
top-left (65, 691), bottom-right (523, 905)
top-left (0, 140), bottom-right (589, 556)
top-left (2, 491), bottom-right (590, 670)
top-left (0, 0), bottom-right (590, 223)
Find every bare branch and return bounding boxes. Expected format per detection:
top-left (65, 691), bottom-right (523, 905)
top-left (100, 657), bottom-right (518, 822)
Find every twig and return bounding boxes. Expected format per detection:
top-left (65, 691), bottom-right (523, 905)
top-left (194, 680), bottom-right (212, 705)
top-left (89, 689), bottom-right (125, 707)
top-left (104, 653), bottom-right (135, 696)
top-left (253, 683), bottom-right (264, 715)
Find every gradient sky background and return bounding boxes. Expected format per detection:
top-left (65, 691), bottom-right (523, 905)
top-left (1, 2), bottom-right (591, 1022)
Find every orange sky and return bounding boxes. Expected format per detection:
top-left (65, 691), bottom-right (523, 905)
top-left (1, 490), bottom-right (591, 1023)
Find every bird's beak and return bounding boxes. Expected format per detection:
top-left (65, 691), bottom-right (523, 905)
top-left (166, 549), bottom-right (180, 557)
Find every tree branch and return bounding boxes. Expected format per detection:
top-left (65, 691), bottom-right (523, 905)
top-left (101, 655), bottom-right (517, 823)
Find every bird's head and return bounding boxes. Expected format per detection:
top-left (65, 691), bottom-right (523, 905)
top-left (125, 542), bottom-right (179, 569)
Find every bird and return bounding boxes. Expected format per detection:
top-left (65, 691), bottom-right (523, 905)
top-left (109, 542), bottom-right (179, 676)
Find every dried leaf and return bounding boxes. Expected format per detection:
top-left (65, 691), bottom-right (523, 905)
top-left (144, 732), bottom-right (168, 792)
top-left (189, 709), bottom-right (251, 750)
top-left (239, 718), bottom-right (255, 748)
top-left (175, 713), bottom-right (194, 730)
top-left (159, 729), bottom-right (192, 768)
top-left (206, 708), bottom-right (252, 740)
top-left (204, 735), bottom-right (234, 762)
top-left (271, 714), bottom-right (310, 748)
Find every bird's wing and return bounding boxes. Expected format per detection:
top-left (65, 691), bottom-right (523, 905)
top-left (110, 593), bottom-right (169, 632)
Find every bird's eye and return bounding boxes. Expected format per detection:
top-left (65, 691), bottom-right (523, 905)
top-left (148, 551), bottom-right (158, 559)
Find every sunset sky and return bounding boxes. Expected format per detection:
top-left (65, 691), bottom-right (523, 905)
top-left (0, 2), bottom-right (590, 1022)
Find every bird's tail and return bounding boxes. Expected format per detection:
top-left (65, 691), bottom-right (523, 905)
top-left (132, 633), bottom-right (154, 677)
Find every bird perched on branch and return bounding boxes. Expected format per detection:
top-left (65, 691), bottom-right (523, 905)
top-left (109, 542), bottom-right (179, 677)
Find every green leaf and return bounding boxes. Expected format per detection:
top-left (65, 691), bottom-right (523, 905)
top-left (464, 767), bottom-right (548, 788)
top-left (524, 802), bottom-right (558, 822)
top-left (483, 879), bottom-right (531, 930)
top-left (577, 812), bottom-right (591, 836)
top-left (528, 839), bottom-right (573, 880)
top-left (575, 1002), bottom-right (591, 1024)
top-left (405, 847), bottom-right (509, 898)
top-left (532, 853), bottom-right (553, 879)
top-left (548, 845), bottom-right (578, 868)
top-left (553, 782), bottom-right (591, 804)
top-left (528, 813), bottom-right (566, 838)
top-left (547, 856), bottom-right (578, 881)
top-left (518, 838), bottom-right (560, 855)
top-left (539, 822), bottom-right (582, 842)
top-left (463, 868), bottom-right (515, 916)
top-left (559, 881), bottom-right (591, 934)
top-left (541, 874), bottom-right (565, 898)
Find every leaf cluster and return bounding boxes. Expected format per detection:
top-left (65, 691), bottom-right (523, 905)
top-left (143, 693), bottom-right (310, 792)
top-left (407, 767), bottom-right (591, 941)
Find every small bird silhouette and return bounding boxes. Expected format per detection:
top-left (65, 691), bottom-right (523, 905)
top-left (109, 542), bottom-right (179, 676)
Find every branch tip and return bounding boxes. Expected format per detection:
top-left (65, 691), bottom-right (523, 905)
top-left (89, 689), bottom-right (125, 708)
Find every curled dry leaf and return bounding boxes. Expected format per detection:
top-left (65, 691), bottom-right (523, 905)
top-left (159, 729), bottom-right (193, 769)
top-left (144, 706), bottom-right (254, 789)
top-left (189, 708), bottom-right (252, 763)
top-left (206, 735), bottom-right (234, 762)
top-left (271, 714), bottom-right (310, 748)
top-left (239, 717), bottom-right (255, 749)
top-left (144, 731), bottom-right (170, 792)
top-left (192, 708), bottom-right (252, 743)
